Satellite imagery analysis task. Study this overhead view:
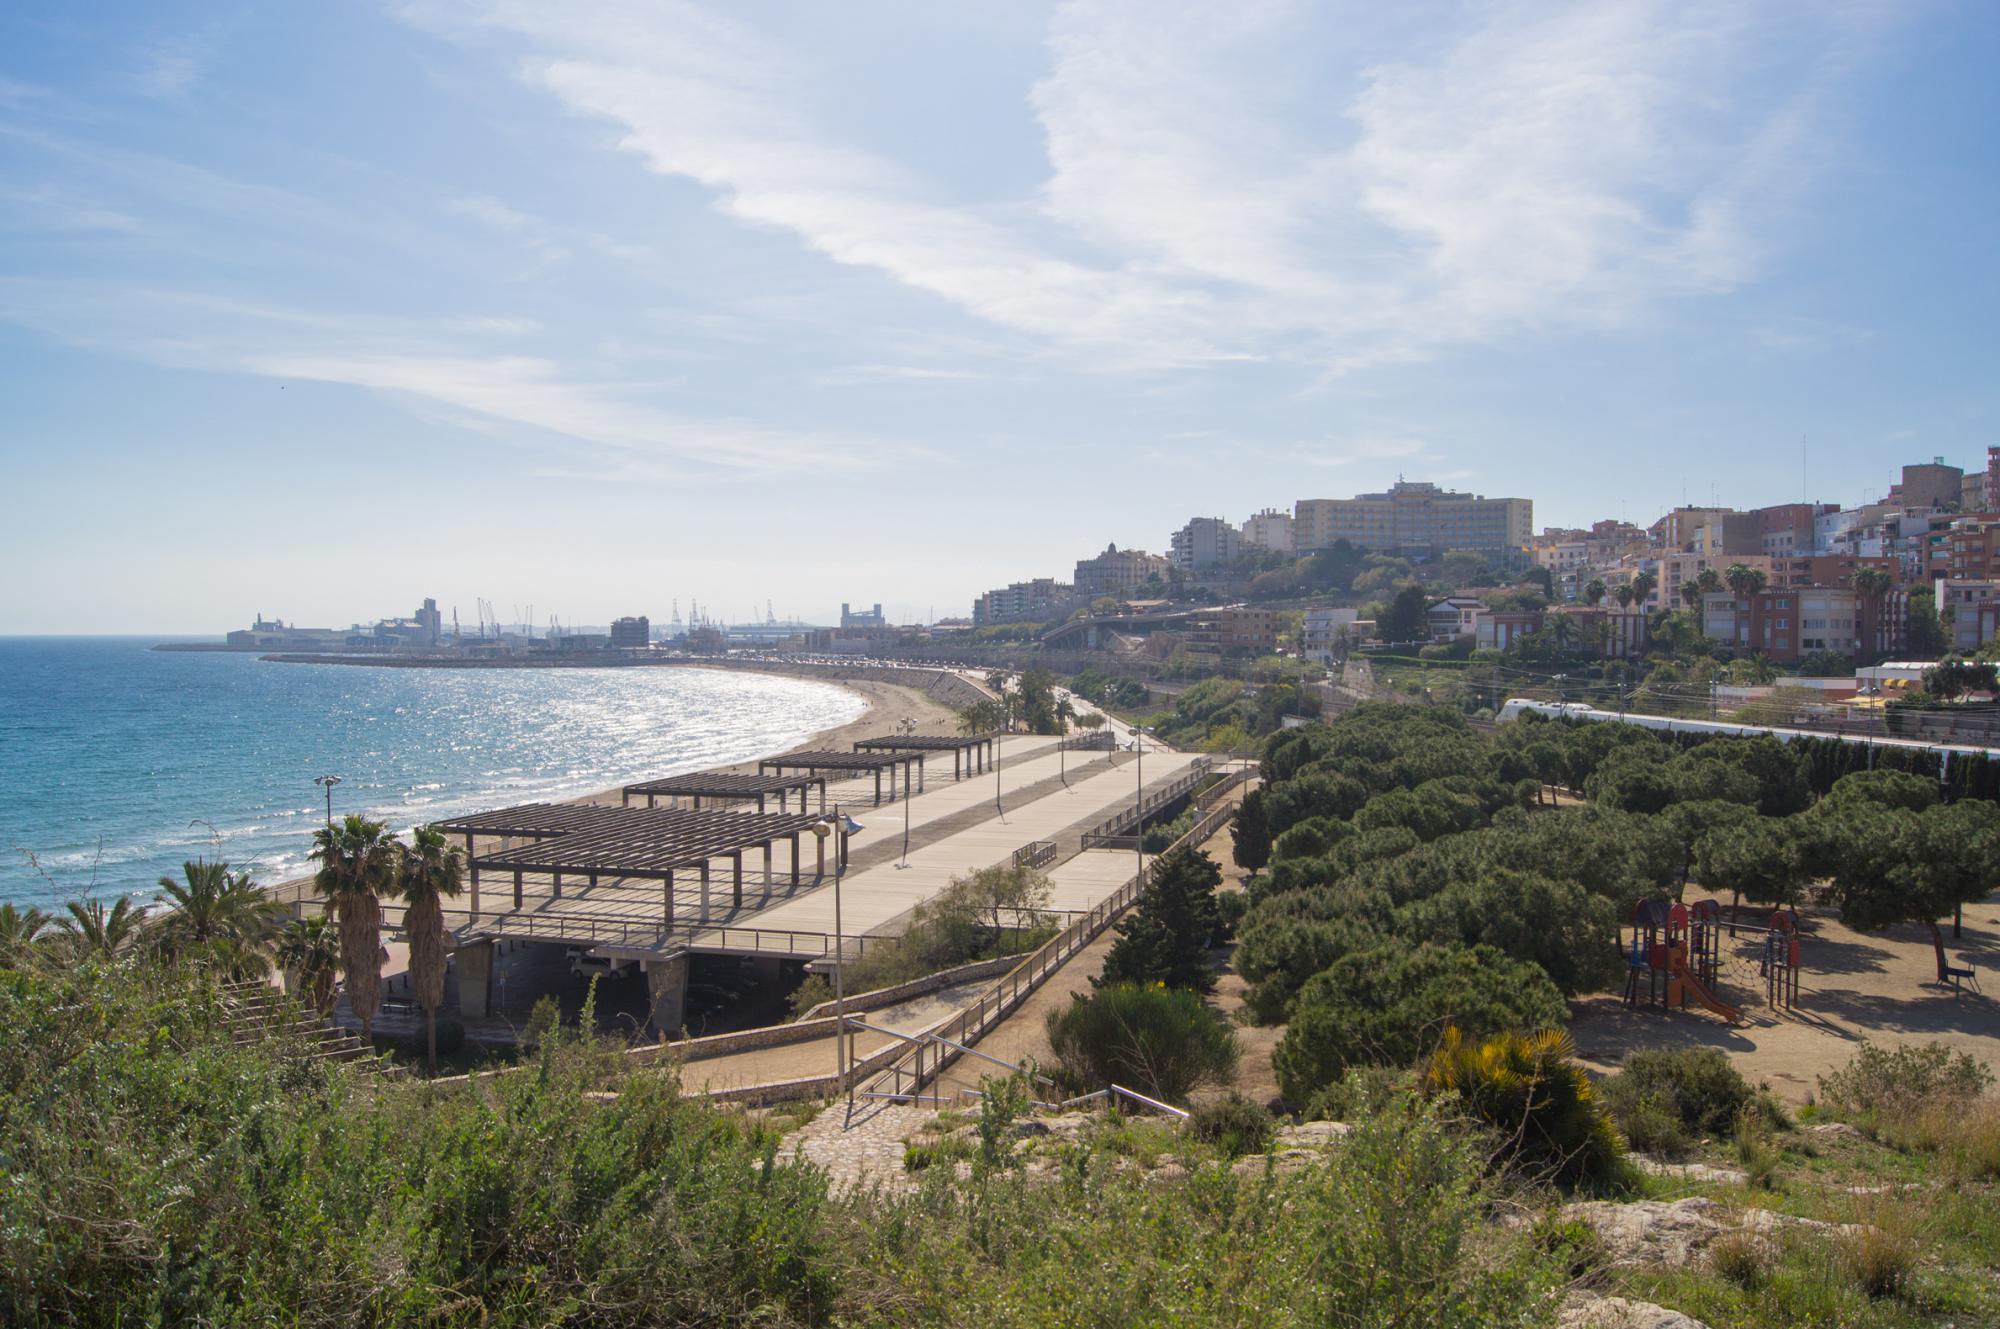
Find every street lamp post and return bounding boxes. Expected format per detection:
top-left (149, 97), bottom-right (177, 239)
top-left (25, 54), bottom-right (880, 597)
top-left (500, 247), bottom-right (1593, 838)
top-left (1128, 727), bottom-right (1144, 886)
top-left (313, 774), bottom-right (343, 827)
top-left (897, 716), bottom-right (916, 867)
top-left (813, 816), bottom-right (845, 1091)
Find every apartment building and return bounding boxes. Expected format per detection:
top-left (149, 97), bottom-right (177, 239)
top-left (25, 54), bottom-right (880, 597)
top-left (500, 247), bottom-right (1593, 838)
top-left (1426, 596), bottom-right (1488, 642)
top-left (974, 578), bottom-right (1074, 625)
top-left (1295, 481), bottom-right (1531, 563)
top-left (1240, 508), bottom-right (1295, 553)
top-left (1926, 515), bottom-right (2000, 582)
top-left (1700, 586), bottom-right (1907, 664)
top-left (1650, 552), bottom-right (1773, 612)
top-left (1937, 579), bottom-right (2000, 654)
top-left (1765, 554), bottom-right (1901, 589)
top-left (1184, 607), bottom-right (1280, 657)
top-left (1168, 516), bottom-right (1242, 571)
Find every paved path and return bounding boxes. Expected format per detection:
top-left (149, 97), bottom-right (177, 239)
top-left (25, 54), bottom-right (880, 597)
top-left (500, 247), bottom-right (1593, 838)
top-left (694, 750), bottom-right (1201, 951)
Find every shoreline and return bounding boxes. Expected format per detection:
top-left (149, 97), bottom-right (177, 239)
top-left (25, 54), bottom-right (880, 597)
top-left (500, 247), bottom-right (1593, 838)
top-left (268, 667), bottom-right (966, 909)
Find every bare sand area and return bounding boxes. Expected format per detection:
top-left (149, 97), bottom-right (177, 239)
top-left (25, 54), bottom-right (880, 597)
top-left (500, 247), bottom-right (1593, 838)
top-left (1570, 896), bottom-right (2000, 1102)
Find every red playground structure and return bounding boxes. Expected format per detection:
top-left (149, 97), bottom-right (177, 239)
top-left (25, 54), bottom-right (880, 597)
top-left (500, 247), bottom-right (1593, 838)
top-left (1624, 898), bottom-right (1744, 1025)
top-left (1762, 910), bottom-right (1802, 1010)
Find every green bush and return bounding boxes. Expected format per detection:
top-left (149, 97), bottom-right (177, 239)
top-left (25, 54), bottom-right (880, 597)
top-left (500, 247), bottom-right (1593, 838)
top-left (1818, 1041), bottom-right (1994, 1125)
top-left (1301, 1064), bottom-right (1412, 1123)
top-left (1045, 983), bottom-right (1239, 1104)
top-left (1187, 1091), bottom-right (1274, 1158)
top-left (1422, 1026), bottom-right (1626, 1189)
top-left (1272, 942), bottom-right (1566, 1102)
top-left (1600, 1046), bottom-right (1753, 1150)
top-left (1213, 889), bottom-right (1248, 938)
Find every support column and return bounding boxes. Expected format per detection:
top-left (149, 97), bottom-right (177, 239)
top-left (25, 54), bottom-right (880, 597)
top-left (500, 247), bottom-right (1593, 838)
top-left (792, 835), bottom-right (801, 885)
top-left (732, 853), bottom-right (744, 908)
top-left (457, 939), bottom-right (495, 1020)
top-left (645, 954), bottom-right (689, 1039)
top-left (873, 770), bottom-right (882, 805)
top-left (513, 869), bottom-right (524, 910)
top-left (699, 862), bottom-right (711, 922)
top-left (663, 870), bottom-right (674, 923)
top-left (469, 862), bottom-right (481, 919)
top-left (552, 871), bottom-right (563, 900)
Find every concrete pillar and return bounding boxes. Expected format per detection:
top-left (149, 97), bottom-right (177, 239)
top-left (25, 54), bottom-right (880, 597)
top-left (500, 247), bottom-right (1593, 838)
top-left (457, 939), bottom-right (495, 1020)
top-left (646, 955), bottom-right (689, 1039)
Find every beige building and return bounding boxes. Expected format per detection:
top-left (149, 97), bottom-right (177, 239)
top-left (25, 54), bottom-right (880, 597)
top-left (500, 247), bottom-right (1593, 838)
top-left (1074, 544), bottom-right (1170, 597)
top-left (1294, 481), bottom-right (1531, 563)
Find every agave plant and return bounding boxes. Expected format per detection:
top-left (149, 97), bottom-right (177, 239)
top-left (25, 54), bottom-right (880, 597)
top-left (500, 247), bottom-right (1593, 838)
top-left (310, 814), bottom-right (399, 1038)
top-left (275, 914), bottom-right (341, 1016)
top-left (151, 859), bottom-right (286, 977)
top-left (1423, 1025), bottom-right (1624, 1188)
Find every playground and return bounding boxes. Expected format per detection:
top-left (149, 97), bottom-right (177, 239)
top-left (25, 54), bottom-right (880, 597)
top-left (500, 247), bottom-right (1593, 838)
top-left (1570, 889), bottom-right (2000, 1102)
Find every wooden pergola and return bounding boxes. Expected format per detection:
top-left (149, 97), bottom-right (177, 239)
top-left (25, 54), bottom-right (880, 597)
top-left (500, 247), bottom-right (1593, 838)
top-left (436, 803), bottom-right (641, 862)
top-left (468, 807), bottom-right (848, 921)
top-left (620, 770), bottom-right (828, 814)
top-left (758, 749), bottom-right (924, 805)
top-left (853, 733), bottom-right (995, 779)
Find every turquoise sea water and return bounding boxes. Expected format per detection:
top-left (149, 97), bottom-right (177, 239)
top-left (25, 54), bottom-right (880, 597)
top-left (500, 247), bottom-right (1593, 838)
top-left (0, 638), bottom-right (865, 908)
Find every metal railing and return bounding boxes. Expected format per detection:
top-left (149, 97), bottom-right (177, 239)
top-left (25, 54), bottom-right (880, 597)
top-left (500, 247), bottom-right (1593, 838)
top-left (1060, 730), bottom-right (1118, 752)
top-left (1013, 840), bottom-right (1058, 868)
top-left (459, 908), bottom-right (892, 959)
top-left (1077, 759), bottom-right (1213, 848)
top-left (858, 776), bottom-right (1248, 1105)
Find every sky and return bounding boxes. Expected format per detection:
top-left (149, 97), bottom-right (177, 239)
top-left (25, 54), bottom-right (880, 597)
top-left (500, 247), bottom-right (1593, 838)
top-left (2, 1), bottom-right (1997, 633)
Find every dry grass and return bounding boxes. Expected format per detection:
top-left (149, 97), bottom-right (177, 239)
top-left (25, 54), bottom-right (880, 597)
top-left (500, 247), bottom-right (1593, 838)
top-left (1839, 1199), bottom-right (1920, 1301)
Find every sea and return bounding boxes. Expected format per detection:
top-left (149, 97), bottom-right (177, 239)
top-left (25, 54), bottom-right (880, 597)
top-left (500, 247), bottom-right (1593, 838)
top-left (0, 638), bottom-right (866, 910)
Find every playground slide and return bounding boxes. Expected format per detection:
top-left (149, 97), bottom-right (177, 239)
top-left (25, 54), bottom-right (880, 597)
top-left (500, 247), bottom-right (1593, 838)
top-left (1668, 952), bottom-right (1744, 1025)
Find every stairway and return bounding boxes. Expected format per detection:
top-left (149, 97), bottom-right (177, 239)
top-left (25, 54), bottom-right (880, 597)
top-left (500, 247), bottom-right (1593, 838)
top-left (218, 980), bottom-right (402, 1078)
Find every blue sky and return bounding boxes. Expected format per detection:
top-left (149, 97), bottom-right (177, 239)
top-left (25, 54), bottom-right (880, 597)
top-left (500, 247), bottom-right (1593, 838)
top-left (2, 1), bottom-right (1996, 632)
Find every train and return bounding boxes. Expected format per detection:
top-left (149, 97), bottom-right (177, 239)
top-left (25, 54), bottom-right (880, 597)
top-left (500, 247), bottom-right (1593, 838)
top-left (1494, 697), bottom-right (2000, 767)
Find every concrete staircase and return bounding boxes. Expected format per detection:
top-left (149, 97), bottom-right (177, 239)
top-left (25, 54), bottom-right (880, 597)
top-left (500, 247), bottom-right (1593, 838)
top-left (219, 980), bottom-right (402, 1078)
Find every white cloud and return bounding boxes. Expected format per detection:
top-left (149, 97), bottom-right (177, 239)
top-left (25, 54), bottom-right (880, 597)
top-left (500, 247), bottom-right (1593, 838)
top-left (402, 0), bottom-right (1885, 372)
top-left (0, 281), bottom-right (907, 477)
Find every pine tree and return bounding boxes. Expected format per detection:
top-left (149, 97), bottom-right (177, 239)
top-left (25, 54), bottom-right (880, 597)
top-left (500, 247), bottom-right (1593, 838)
top-left (1231, 790), bottom-right (1272, 873)
top-left (1096, 848), bottom-right (1223, 992)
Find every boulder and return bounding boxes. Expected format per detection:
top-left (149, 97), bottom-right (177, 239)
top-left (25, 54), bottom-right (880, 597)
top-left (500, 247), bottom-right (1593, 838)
top-left (1632, 1158), bottom-right (1749, 1186)
top-left (1276, 1121), bottom-right (1353, 1149)
top-left (1559, 1293), bottom-right (1712, 1329)
top-left (1560, 1198), bottom-right (1731, 1266)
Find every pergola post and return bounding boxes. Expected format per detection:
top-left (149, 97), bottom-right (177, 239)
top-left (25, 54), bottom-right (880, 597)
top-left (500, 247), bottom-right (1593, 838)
top-left (663, 869), bottom-right (674, 924)
top-left (873, 770), bottom-right (882, 805)
top-left (791, 834), bottom-right (801, 886)
top-left (552, 871), bottom-right (563, 900)
top-left (732, 853), bottom-right (744, 908)
top-left (513, 869), bottom-right (524, 909)
top-left (699, 862), bottom-right (710, 922)
top-left (469, 861), bottom-right (481, 919)
top-left (762, 842), bottom-right (773, 895)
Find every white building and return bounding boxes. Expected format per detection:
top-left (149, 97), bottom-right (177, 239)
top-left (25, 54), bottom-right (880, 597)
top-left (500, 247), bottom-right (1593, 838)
top-left (1168, 516), bottom-right (1242, 572)
top-left (1301, 606), bottom-right (1358, 663)
top-left (1240, 509), bottom-right (1295, 553)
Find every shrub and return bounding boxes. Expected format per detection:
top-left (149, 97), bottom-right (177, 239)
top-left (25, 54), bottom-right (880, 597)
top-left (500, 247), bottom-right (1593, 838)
top-left (1045, 983), bottom-right (1239, 1104)
top-left (1841, 1202), bottom-right (1918, 1300)
top-left (1818, 1041), bottom-right (1993, 1127)
top-left (787, 972), bottom-right (833, 1020)
top-left (1301, 1064), bottom-right (1411, 1122)
top-left (1187, 1092), bottom-right (1274, 1158)
top-left (520, 993), bottom-right (560, 1052)
top-left (1272, 942), bottom-right (1566, 1102)
top-left (1733, 1108), bottom-right (1781, 1190)
top-left (1601, 1046), bottom-right (1752, 1148)
top-left (1213, 889), bottom-right (1248, 938)
top-left (1421, 1026), bottom-right (1625, 1188)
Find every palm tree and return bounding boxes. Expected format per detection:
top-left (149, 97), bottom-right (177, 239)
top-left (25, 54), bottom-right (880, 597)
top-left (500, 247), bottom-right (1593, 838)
top-left (1694, 568), bottom-right (1725, 597)
top-left (151, 859), bottom-right (285, 976)
top-left (1679, 582), bottom-right (1703, 610)
top-left (58, 895), bottom-right (149, 963)
top-left (0, 903), bottom-right (50, 969)
top-left (310, 814), bottom-right (399, 1039)
top-left (1613, 584), bottom-right (1635, 609)
top-left (396, 825), bottom-right (464, 1075)
top-left (275, 914), bottom-right (341, 1016)
top-left (1053, 697), bottom-right (1077, 735)
top-left (1851, 567), bottom-right (1895, 659)
top-left (1546, 612), bottom-right (1581, 653)
top-left (1583, 578), bottom-right (1607, 607)
top-left (1722, 562), bottom-right (1765, 601)
top-left (1629, 570), bottom-right (1658, 611)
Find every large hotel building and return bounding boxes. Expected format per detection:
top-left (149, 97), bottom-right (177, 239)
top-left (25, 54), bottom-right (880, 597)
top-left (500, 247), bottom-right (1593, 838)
top-left (1294, 481), bottom-right (1533, 564)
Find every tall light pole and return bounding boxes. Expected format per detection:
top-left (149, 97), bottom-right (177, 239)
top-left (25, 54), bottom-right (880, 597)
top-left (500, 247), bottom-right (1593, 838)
top-left (897, 716), bottom-right (917, 867)
top-left (1128, 727), bottom-right (1145, 886)
top-left (814, 815), bottom-right (844, 1090)
top-left (314, 774), bottom-right (343, 827)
